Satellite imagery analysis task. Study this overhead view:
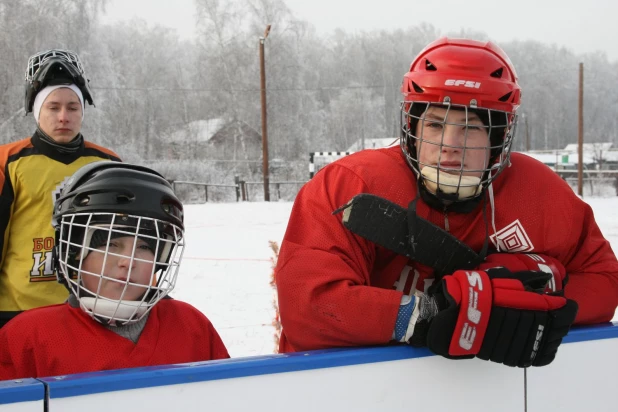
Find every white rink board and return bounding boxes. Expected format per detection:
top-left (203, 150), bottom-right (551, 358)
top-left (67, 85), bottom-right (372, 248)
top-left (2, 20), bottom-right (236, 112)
top-left (0, 379), bottom-right (44, 412)
top-left (527, 328), bottom-right (618, 412)
top-left (47, 354), bottom-right (523, 412)
top-left (1, 324), bottom-right (617, 412)
top-left (0, 404), bottom-right (40, 412)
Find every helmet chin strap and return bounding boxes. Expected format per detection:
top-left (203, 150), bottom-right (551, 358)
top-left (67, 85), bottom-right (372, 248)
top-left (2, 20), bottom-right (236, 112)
top-left (420, 166), bottom-right (482, 200)
top-left (79, 297), bottom-right (149, 326)
top-left (416, 176), bottom-right (483, 214)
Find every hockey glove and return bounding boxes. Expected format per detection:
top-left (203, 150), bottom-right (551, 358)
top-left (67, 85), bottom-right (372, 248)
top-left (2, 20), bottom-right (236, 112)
top-left (415, 268), bottom-right (578, 367)
top-left (477, 253), bottom-right (567, 292)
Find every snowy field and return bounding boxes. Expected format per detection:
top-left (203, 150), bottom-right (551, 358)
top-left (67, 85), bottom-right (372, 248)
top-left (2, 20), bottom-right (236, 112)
top-left (173, 197), bottom-right (618, 358)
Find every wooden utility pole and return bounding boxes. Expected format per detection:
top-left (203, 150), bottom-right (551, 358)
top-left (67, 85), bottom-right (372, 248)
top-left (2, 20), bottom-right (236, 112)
top-left (260, 25), bottom-right (272, 201)
top-left (525, 114), bottom-right (530, 152)
top-left (578, 63), bottom-right (584, 197)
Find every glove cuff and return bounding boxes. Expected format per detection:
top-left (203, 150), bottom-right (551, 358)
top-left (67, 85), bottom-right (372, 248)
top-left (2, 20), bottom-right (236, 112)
top-left (393, 294), bottom-right (416, 342)
top-left (393, 291), bottom-right (440, 343)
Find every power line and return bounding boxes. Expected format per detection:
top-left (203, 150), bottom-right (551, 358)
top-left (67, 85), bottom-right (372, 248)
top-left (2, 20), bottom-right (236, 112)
top-left (92, 84), bottom-right (397, 92)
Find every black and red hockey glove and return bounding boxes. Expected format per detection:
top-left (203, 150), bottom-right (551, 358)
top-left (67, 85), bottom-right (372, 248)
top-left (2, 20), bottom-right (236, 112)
top-left (477, 253), bottom-right (567, 293)
top-left (419, 268), bottom-right (578, 367)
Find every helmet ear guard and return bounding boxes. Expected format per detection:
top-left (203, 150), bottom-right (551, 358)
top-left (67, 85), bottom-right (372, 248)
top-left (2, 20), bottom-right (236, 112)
top-left (52, 217), bottom-right (82, 289)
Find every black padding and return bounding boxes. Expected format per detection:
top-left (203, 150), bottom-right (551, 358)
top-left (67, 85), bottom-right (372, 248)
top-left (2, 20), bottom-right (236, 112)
top-left (340, 194), bottom-right (482, 276)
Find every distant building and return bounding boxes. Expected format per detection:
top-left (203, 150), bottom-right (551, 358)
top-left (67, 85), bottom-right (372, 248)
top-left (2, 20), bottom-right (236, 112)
top-left (166, 118), bottom-right (262, 160)
top-left (517, 142), bottom-right (618, 170)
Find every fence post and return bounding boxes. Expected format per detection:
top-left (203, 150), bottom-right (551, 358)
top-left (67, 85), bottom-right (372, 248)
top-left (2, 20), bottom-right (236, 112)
top-left (234, 175), bottom-right (241, 202)
top-left (276, 183), bottom-right (281, 201)
top-left (204, 185), bottom-right (208, 203)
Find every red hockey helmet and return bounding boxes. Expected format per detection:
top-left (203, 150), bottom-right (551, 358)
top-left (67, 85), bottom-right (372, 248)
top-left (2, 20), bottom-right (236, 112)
top-left (400, 38), bottom-right (521, 206)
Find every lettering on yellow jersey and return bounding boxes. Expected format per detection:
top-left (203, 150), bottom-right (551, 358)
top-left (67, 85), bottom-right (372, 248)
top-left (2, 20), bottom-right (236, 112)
top-left (30, 236), bottom-right (56, 281)
top-left (29, 178), bottom-right (72, 282)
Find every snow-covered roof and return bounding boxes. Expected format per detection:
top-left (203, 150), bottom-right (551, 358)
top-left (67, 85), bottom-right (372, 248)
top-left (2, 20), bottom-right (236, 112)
top-left (518, 152), bottom-right (563, 164)
top-left (346, 137), bottom-right (399, 152)
top-left (603, 150), bottom-right (618, 162)
top-left (167, 119), bottom-right (227, 143)
top-left (520, 145), bottom-right (618, 165)
top-left (563, 142), bottom-right (613, 152)
top-left (519, 151), bottom-right (597, 165)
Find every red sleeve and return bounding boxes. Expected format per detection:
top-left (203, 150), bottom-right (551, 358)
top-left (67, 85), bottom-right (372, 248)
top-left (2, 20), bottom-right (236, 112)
top-left (0, 329), bottom-right (19, 380)
top-left (0, 314), bottom-right (38, 380)
top-left (562, 201), bottom-right (618, 324)
top-left (207, 321), bottom-right (230, 360)
top-left (498, 155), bottom-right (618, 325)
top-left (276, 163), bottom-right (402, 352)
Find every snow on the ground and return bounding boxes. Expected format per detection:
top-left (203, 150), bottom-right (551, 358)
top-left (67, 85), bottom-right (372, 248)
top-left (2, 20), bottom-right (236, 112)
top-left (172, 202), bottom-right (292, 357)
top-left (172, 197), bottom-right (618, 358)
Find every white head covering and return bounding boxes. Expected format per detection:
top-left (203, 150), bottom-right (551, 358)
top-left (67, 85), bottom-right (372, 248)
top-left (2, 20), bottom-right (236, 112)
top-left (33, 84), bottom-right (85, 123)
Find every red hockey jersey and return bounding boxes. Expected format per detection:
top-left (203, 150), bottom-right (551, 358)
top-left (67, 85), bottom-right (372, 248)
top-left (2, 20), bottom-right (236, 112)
top-left (276, 147), bottom-right (618, 352)
top-left (0, 299), bottom-right (229, 380)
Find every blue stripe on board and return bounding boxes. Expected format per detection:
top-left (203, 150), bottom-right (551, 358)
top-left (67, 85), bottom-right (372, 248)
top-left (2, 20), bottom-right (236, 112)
top-left (32, 322), bottom-right (618, 400)
top-left (562, 321), bottom-right (618, 343)
top-left (42, 345), bottom-right (432, 399)
top-left (0, 378), bottom-right (45, 404)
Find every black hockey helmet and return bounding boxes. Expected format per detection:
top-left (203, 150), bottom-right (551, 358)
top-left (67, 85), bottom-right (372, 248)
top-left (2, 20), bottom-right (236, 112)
top-left (53, 161), bottom-right (185, 325)
top-left (24, 49), bottom-right (95, 114)
top-left (53, 161), bottom-right (183, 229)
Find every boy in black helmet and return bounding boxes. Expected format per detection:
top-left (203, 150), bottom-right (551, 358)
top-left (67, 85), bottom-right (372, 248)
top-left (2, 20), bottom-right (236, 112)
top-left (0, 50), bottom-right (120, 328)
top-left (0, 162), bottom-right (229, 379)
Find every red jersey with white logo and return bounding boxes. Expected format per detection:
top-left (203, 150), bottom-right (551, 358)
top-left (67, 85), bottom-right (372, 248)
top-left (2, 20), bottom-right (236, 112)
top-left (0, 299), bottom-right (229, 380)
top-left (276, 147), bottom-right (618, 352)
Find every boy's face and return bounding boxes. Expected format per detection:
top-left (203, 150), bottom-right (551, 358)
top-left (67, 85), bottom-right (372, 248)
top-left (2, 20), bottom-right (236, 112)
top-left (38, 87), bottom-right (82, 143)
top-left (415, 105), bottom-right (491, 179)
top-left (81, 235), bottom-right (156, 301)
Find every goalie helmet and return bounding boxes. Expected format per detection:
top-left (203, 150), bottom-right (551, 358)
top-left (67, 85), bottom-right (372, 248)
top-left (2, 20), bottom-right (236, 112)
top-left (400, 37), bottom-right (521, 206)
top-left (53, 161), bottom-right (184, 325)
top-left (25, 49), bottom-right (94, 115)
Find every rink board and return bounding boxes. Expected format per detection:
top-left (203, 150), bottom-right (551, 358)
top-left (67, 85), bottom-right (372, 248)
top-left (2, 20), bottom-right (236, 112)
top-left (0, 323), bottom-right (617, 412)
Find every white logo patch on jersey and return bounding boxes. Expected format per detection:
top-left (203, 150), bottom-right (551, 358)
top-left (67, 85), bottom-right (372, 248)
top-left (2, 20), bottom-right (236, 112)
top-left (393, 265), bottom-right (434, 296)
top-left (490, 219), bottom-right (534, 252)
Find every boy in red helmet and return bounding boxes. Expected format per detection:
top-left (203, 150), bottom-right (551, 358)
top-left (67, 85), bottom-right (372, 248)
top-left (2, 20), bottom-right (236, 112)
top-left (274, 38), bottom-right (618, 367)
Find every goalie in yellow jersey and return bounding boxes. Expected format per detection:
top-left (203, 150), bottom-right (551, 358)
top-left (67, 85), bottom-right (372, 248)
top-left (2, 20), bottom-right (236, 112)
top-left (0, 49), bottom-right (120, 328)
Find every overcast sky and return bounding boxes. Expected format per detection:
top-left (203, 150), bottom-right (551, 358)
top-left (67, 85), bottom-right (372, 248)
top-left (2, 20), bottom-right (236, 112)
top-left (101, 0), bottom-right (618, 62)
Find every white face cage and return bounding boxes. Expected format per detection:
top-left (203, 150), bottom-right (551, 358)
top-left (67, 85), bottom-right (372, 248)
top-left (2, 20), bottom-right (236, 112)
top-left (400, 101), bottom-right (518, 202)
top-left (25, 49), bottom-right (84, 83)
top-left (56, 212), bottom-right (185, 325)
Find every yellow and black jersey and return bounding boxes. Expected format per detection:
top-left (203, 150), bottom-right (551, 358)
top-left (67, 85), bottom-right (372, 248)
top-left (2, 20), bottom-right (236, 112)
top-left (0, 132), bottom-right (120, 326)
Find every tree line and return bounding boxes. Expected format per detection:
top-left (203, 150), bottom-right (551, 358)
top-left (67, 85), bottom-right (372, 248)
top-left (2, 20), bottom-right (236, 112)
top-left (1, 0), bottom-right (616, 184)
